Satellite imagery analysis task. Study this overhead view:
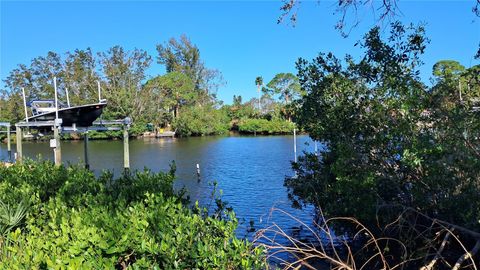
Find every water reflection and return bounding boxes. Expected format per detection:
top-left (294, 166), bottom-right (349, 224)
top-left (1, 135), bottom-right (320, 239)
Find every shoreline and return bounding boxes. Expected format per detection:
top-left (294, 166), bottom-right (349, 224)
top-left (1, 130), bottom-right (307, 143)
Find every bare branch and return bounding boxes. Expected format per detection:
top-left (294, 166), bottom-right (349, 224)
top-left (420, 230), bottom-right (452, 270)
top-left (452, 240), bottom-right (480, 270)
top-left (279, 0), bottom-right (479, 37)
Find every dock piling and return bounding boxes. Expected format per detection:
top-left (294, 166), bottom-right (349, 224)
top-left (52, 77), bottom-right (62, 166)
top-left (15, 125), bottom-right (22, 163)
top-left (123, 118), bottom-right (130, 171)
top-left (84, 131), bottom-right (90, 169)
top-left (7, 125), bottom-right (11, 161)
top-left (11, 118), bottom-right (131, 169)
top-left (53, 125), bottom-right (62, 166)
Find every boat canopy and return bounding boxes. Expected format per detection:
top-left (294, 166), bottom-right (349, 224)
top-left (27, 100), bottom-right (55, 106)
top-left (28, 100), bottom-right (65, 115)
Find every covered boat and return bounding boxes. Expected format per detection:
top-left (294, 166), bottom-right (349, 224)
top-left (26, 100), bottom-right (107, 127)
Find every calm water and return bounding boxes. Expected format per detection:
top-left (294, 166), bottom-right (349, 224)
top-left (0, 135), bottom-right (319, 237)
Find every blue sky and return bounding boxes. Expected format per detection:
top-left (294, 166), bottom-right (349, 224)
top-left (1, 0), bottom-right (479, 104)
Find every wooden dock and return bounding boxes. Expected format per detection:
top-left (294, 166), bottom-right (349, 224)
top-left (5, 118), bottom-right (132, 170)
top-left (156, 131), bottom-right (176, 138)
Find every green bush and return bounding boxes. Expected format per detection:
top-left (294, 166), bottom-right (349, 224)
top-left (87, 130), bottom-right (122, 140)
top-left (237, 119), bottom-right (295, 134)
top-left (0, 161), bottom-right (265, 269)
top-left (173, 105), bottom-right (230, 137)
top-left (286, 23), bottom-right (480, 233)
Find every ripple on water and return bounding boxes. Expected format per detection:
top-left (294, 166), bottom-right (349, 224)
top-left (0, 135), bottom-right (320, 239)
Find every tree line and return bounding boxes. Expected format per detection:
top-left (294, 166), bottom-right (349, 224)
top-left (0, 35), bottom-right (303, 137)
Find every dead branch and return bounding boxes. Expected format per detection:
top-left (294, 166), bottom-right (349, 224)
top-left (452, 239), bottom-right (480, 270)
top-left (420, 229), bottom-right (452, 270)
top-left (379, 205), bottom-right (480, 240)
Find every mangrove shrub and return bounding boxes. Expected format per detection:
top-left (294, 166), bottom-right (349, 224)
top-left (0, 161), bottom-right (265, 269)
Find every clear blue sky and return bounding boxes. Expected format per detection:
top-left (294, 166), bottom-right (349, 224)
top-left (1, 0), bottom-right (479, 104)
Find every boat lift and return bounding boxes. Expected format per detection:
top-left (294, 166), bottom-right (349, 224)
top-left (10, 77), bottom-right (132, 170)
top-left (13, 118), bottom-right (132, 170)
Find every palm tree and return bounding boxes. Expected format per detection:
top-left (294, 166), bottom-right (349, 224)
top-left (0, 200), bottom-right (28, 236)
top-left (255, 76), bottom-right (263, 113)
top-left (0, 200), bottom-right (28, 252)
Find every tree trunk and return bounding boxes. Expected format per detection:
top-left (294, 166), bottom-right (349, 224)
top-left (285, 94), bottom-right (291, 122)
top-left (257, 85), bottom-right (261, 112)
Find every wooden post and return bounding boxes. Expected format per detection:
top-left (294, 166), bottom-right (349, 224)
top-left (15, 125), bottom-right (22, 163)
top-left (84, 131), bottom-right (90, 169)
top-left (7, 125), bottom-right (11, 161)
top-left (53, 77), bottom-right (62, 166)
top-left (123, 125), bottom-right (130, 170)
top-left (53, 126), bottom-right (61, 166)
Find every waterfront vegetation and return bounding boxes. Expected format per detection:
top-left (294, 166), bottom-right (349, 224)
top-left (282, 23), bottom-right (480, 268)
top-left (1, 3), bottom-right (479, 267)
top-left (237, 119), bottom-right (295, 135)
top-left (0, 161), bottom-right (265, 269)
top-left (0, 35), bottom-right (299, 138)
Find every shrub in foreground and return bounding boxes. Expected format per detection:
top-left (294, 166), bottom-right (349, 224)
top-left (0, 161), bottom-right (265, 269)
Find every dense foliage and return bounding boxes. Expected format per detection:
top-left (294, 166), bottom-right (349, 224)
top-left (286, 21), bottom-right (480, 235)
top-left (173, 105), bottom-right (230, 136)
top-left (0, 161), bottom-right (265, 269)
top-left (0, 35), bottom-right (299, 138)
top-left (0, 36), bottom-right (224, 136)
top-left (263, 73), bottom-right (303, 122)
top-left (237, 119), bottom-right (295, 135)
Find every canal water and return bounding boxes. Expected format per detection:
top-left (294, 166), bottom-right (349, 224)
top-left (0, 135), bottom-right (319, 238)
